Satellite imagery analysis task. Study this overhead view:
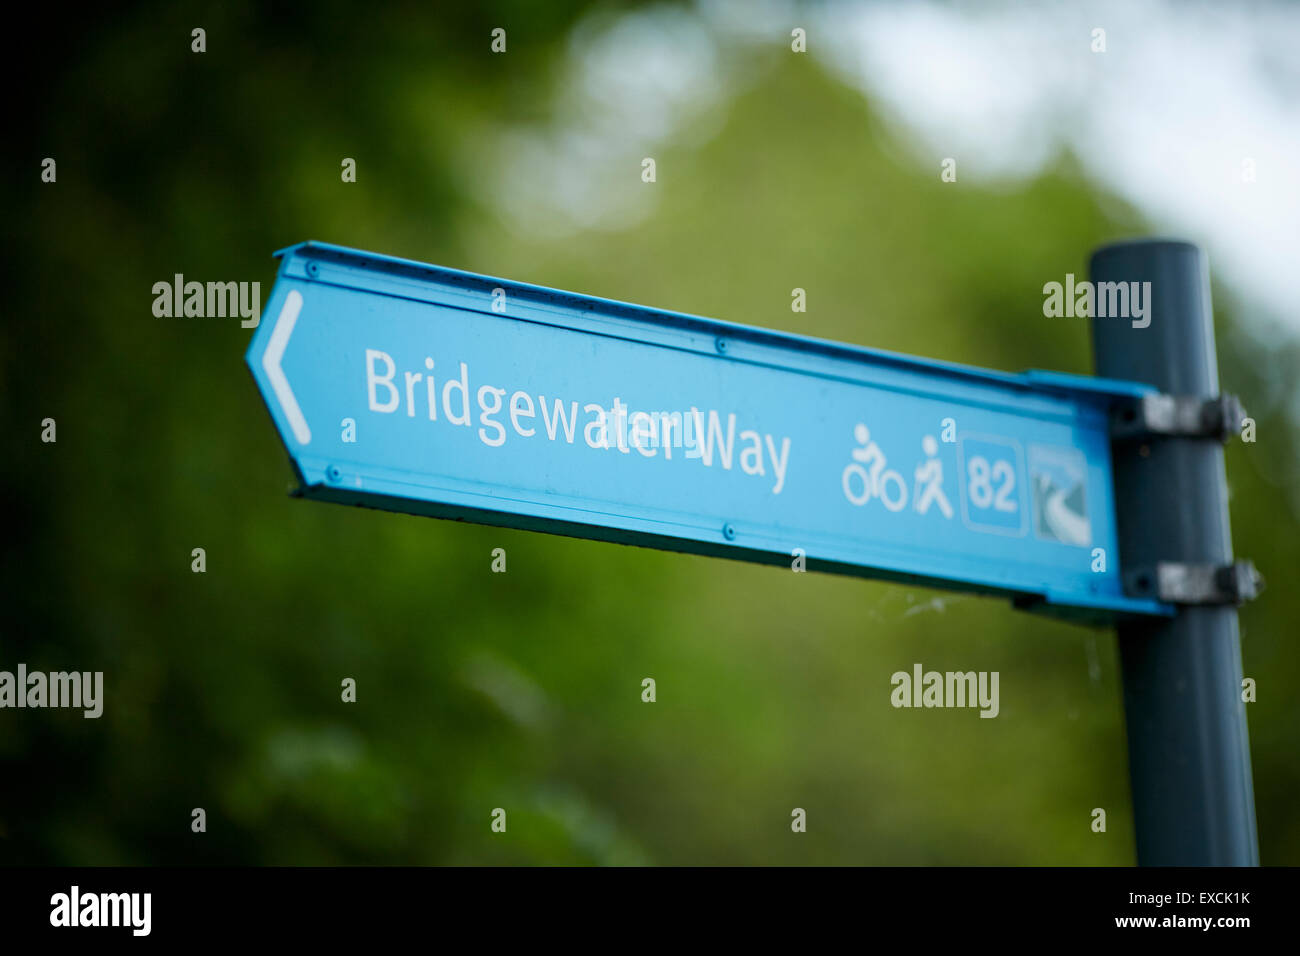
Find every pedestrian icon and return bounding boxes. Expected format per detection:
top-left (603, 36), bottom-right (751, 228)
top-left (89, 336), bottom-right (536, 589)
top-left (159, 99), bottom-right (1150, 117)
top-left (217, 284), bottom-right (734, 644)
top-left (913, 435), bottom-right (953, 519)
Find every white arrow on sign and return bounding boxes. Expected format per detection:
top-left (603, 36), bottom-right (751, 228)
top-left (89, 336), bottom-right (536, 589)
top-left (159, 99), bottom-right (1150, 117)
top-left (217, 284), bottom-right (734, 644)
top-left (261, 290), bottom-right (311, 445)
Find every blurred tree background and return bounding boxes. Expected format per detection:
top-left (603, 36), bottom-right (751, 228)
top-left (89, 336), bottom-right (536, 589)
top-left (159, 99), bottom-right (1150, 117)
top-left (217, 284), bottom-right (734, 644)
top-left (2, 1), bottom-right (1297, 865)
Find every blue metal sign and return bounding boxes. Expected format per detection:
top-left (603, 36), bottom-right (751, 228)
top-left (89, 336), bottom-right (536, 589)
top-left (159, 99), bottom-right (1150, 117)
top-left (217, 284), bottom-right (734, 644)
top-left (247, 241), bottom-right (1172, 622)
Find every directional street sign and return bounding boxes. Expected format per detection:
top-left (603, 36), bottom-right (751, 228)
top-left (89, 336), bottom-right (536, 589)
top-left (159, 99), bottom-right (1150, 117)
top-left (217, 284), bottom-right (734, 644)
top-left (247, 241), bottom-right (1172, 622)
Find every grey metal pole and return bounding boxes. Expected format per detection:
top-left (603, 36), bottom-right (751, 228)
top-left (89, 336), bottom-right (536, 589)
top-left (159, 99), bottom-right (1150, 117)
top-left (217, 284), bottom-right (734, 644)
top-left (1089, 239), bottom-right (1259, 866)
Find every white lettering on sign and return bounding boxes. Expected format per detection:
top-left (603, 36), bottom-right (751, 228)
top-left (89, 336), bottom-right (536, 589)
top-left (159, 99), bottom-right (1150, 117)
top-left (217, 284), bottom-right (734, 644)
top-left (363, 349), bottom-right (794, 495)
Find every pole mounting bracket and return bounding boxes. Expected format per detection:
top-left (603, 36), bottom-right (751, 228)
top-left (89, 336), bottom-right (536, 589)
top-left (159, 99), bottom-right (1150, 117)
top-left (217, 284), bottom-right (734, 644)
top-left (1123, 560), bottom-right (1263, 606)
top-left (1111, 393), bottom-right (1245, 442)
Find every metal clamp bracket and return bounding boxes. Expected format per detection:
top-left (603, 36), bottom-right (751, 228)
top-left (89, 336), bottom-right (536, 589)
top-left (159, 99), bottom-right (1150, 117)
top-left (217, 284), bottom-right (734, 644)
top-left (1111, 393), bottom-right (1245, 442)
top-left (1124, 560), bottom-right (1263, 606)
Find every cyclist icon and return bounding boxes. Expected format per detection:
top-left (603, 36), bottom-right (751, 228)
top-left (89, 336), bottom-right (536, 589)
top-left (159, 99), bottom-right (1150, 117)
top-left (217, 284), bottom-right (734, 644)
top-left (842, 423), bottom-right (908, 512)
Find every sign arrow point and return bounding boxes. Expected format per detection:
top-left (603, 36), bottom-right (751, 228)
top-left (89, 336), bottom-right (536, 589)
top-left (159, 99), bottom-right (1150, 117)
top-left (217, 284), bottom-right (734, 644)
top-left (262, 289), bottom-right (311, 445)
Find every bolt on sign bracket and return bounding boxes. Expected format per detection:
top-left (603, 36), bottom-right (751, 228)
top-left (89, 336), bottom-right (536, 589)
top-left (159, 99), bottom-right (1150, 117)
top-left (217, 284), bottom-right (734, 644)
top-left (1108, 391), bottom-right (1259, 605)
top-left (1123, 560), bottom-right (1263, 606)
top-left (1110, 392), bottom-right (1246, 442)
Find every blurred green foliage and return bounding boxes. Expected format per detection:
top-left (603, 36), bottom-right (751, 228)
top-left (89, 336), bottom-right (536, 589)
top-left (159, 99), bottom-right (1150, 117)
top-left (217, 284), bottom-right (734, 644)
top-left (3, 1), bottom-right (1297, 865)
